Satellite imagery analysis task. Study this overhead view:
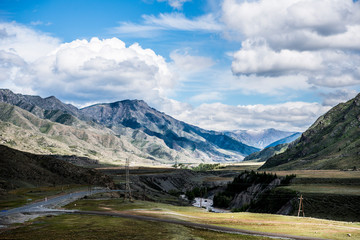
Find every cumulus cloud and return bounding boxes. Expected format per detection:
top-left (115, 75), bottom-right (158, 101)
top-left (222, 0), bottom-right (360, 50)
top-left (222, 0), bottom-right (360, 89)
top-left (33, 37), bottom-right (175, 103)
top-left (0, 22), bottom-right (176, 107)
top-left (157, 0), bottom-right (191, 9)
top-left (232, 39), bottom-right (322, 76)
top-left (0, 22), bottom-right (60, 62)
top-left (172, 101), bottom-right (330, 132)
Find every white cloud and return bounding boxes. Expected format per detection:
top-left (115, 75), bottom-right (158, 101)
top-left (222, 0), bottom-right (360, 89)
top-left (320, 89), bottom-right (358, 106)
top-left (209, 69), bottom-right (311, 96)
top-left (30, 21), bottom-right (52, 26)
top-left (113, 13), bottom-right (222, 36)
top-left (33, 37), bottom-right (175, 103)
top-left (172, 101), bottom-right (331, 132)
top-left (222, 0), bottom-right (360, 51)
top-left (232, 39), bottom-right (323, 76)
top-left (0, 22), bottom-right (176, 107)
top-left (157, 0), bottom-right (191, 9)
top-left (0, 22), bottom-right (60, 62)
top-left (190, 92), bottom-right (222, 102)
top-left (170, 50), bottom-right (215, 73)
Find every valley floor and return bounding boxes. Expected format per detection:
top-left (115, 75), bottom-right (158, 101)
top-left (1, 166), bottom-right (360, 239)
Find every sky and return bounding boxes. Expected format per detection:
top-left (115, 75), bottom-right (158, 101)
top-left (0, 0), bottom-right (360, 132)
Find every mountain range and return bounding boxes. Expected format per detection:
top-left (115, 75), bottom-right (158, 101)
top-left (260, 92), bottom-right (360, 170)
top-left (0, 89), bottom-right (263, 165)
top-left (223, 129), bottom-right (299, 149)
top-left (243, 132), bottom-right (302, 163)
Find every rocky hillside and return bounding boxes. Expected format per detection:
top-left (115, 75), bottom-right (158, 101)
top-left (81, 100), bottom-right (259, 158)
top-left (0, 89), bottom-right (259, 164)
top-left (224, 128), bottom-right (298, 149)
top-left (213, 171), bottom-right (296, 214)
top-left (261, 93), bottom-right (360, 170)
top-left (0, 145), bottom-right (114, 191)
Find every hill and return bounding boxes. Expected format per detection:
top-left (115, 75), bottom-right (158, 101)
top-left (0, 144), bottom-right (114, 191)
top-left (260, 93), bottom-right (360, 170)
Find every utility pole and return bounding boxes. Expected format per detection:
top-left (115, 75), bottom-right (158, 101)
top-left (124, 156), bottom-right (133, 202)
top-left (297, 194), bottom-right (305, 217)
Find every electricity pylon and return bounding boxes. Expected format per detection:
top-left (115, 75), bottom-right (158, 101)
top-left (124, 156), bottom-right (133, 202)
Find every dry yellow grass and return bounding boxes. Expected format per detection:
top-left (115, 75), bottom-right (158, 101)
top-left (66, 199), bottom-right (360, 240)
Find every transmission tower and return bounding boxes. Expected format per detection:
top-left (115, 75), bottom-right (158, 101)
top-left (124, 156), bottom-right (133, 202)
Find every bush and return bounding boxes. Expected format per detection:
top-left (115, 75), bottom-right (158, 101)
top-left (281, 174), bottom-right (296, 185)
top-left (168, 189), bottom-right (181, 197)
top-left (192, 163), bottom-right (220, 171)
top-left (213, 193), bottom-right (232, 208)
top-left (185, 186), bottom-right (208, 201)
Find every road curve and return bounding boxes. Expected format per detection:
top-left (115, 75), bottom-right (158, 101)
top-left (61, 210), bottom-right (328, 240)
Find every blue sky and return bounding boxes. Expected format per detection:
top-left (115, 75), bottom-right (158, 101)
top-left (0, 0), bottom-right (360, 131)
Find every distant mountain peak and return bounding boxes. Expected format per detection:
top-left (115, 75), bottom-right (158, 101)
top-left (224, 128), bottom-right (298, 149)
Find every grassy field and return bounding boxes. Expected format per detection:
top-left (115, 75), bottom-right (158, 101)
top-left (268, 170), bottom-right (360, 179)
top-left (63, 198), bottom-right (360, 240)
top-left (218, 162), bottom-right (264, 171)
top-left (280, 184), bottom-right (360, 195)
top-left (0, 184), bottom-right (87, 211)
top-left (0, 212), bottom-right (271, 240)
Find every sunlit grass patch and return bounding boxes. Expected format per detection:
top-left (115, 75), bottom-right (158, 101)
top-left (65, 199), bottom-right (360, 240)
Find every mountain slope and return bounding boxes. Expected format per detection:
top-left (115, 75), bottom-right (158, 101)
top-left (260, 93), bottom-right (360, 170)
top-left (243, 143), bottom-right (289, 162)
top-left (0, 89), bottom-right (81, 118)
top-left (81, 101), bottom-right (260, 161)
top-left (224, 129), bottom-right (297, 149)
top-left (0, 144), bottom-right (114, 190)
top-left (265, 132), bottom-right (301, 148)
top-left (0, 89), bottom-right (258, 164)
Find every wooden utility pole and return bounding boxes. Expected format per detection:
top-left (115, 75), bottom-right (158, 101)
top-left (297, 194), bottom-right (305, 217)
top-left (124, 157), bottom-right (133, 202)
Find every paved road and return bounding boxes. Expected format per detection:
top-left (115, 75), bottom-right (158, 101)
top-left (0, 189), bottom-right (112, 217)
